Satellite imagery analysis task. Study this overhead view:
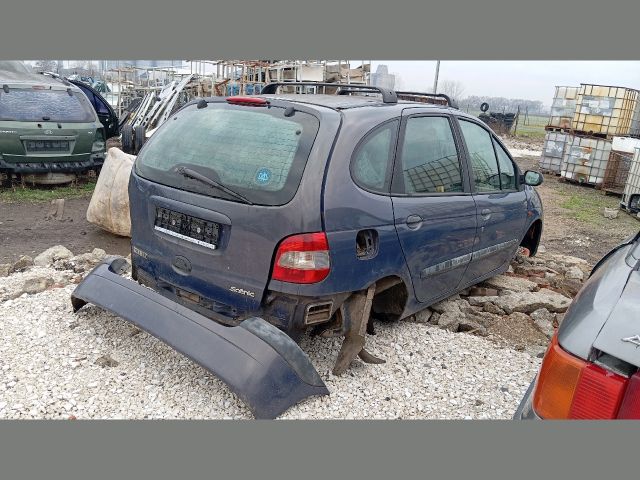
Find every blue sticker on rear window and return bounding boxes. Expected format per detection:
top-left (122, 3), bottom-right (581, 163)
top-left (255, 168), bottom-right (272, 185)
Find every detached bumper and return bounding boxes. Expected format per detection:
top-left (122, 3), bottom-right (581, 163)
top-left (71, 257), bottom-right (329, 419)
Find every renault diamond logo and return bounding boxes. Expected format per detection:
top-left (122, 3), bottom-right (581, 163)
top-left (621, 335), bottom-right (640, 347)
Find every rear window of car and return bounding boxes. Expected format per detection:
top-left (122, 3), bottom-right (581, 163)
top-left (135, 102), bottom-right (320, 206)
top-left (0, 88), bottom-right (96, 122)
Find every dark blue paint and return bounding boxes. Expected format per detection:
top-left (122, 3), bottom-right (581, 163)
top-left (462, 190), bottom-right (528, 283)
top-left (126, 97), bottom-right (543, 337)
top-left (71, 258), bottom-right (328, 419)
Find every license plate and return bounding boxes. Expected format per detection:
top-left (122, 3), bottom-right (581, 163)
top-left (154, 207), bottom-right (220, 249)
top-left (25, 140), bottom-right (70, 152)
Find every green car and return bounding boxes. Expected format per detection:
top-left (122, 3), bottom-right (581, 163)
top-left (0, 63), bottom-right (106, 184)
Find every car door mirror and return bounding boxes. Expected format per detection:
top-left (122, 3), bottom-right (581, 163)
top-left (524, 170), bottom-right (543, 186)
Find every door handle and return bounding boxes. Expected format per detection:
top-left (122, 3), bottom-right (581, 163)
top-left (406, 214), bottom-right (423, 229)
top-left (481, 208), bottom-right (492, 220)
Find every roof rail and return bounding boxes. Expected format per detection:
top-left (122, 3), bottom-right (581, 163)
top-left (395, 91), bottom-right (458, 109)
top-left (261, 82), bottom-right (398, 104)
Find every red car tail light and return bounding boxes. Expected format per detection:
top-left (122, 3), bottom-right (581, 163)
top-left (533, 335), bottom-right (587, 419)
top-left (272, 233), bottom-right (330, 284)
top-left (617, 372), bottom-right (640, 419)
top-left (568, 364), bottom-right (628, 419)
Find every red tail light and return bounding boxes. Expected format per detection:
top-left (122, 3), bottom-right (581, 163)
top-left (617, 372), bottom-right (640, 419)
top-left (532, 334), bottom-right (637, 419)
top-left (568, 364), bottom-right (627, 419)
top-left (226, 96), bottom-right (268, 106)
top-left (272, 233), bottom-right (330, 284)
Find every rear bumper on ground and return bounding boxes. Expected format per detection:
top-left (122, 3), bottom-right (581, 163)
top-left (71, 257), bottom-right (329, 419)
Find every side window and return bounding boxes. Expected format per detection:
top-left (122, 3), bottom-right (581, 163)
top-left (397, 116), bottom-right (463, 194)
top-left (76, 85), bottom-right (98, 110)
top-left (459, 120), bottom-right (501, 192)
top-left (93, 94), bottom-right (111, 115)
top-left (351, 120), bottom-right (398, 192)
top-left (493, 139), bottom-right (517, 190)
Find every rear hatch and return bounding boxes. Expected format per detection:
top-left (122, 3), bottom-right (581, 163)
top-left (130, 97), bottom-right (339, 321)
top-left (0, 84), bottom-right (99, 165)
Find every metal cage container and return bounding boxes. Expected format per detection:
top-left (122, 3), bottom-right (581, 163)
top-left (540, 131), bottom-right (571, 173)
top-left (631, 100), bottom-right (640, 137)
top-left (622, 148), bottom-right (640, 211)
top-left (548, 86), bottom-right (579, 130)
top-left (572, 84), bottom-right (639, 137)
top-left (603, 137), bottom-right (640, 195)
top-left (561, 135), bottom-right (613, 185)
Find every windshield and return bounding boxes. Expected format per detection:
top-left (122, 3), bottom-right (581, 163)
top-left (0, 88), bottom-right (96, 122)
top-left (135, 102), bottom-right (320, 206)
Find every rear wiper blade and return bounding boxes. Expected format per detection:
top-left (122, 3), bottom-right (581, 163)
top-left (176, 166), bottom-right (254, 205)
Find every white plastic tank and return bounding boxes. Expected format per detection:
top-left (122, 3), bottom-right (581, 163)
top-left (622, 148), bottom-right (640, 210)
top-left (572, 84), bottom-right (639, 136)
top-left (548, 86), bottom-right (578, 129)
top-left (561, 135), bottom-right (612, 185)
top-left (540, 131), bottom-right (571, 173)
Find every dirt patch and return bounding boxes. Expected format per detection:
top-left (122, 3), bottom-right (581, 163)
top-left (487, 313), bottom-right (549, 351)
top-left (503, 136), bottom-right (639, 264)
top-left (0, 196), bottom-right (130, 264)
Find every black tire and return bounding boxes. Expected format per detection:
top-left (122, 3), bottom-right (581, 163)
top-left (1, 172), bottom-right (11, 188)
top-left (121, 125), bottom-right (133, 154)
top-left (134, 125), bottom-right (146, 154)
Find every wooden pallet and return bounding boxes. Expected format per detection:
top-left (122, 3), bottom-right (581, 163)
top-left (569, 129), bottom-right (614, 140)
top-left (544, 126), bottom-right (569, 133)
top-left (559, 176), bottom-right (599, 188)
top-left (602, 188), bottom-right (624, 197)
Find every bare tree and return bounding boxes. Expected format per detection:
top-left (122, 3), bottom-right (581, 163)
top-left (33, 60), bottom-right (58, 73)
top-left (438, 79), bottom-right (465, 101)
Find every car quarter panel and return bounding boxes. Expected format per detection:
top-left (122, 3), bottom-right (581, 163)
top-left (592, 270), bottom-right (640, 367)
top-left (311, 106), bottom-right (414, 297)
top-left (557, 242), bottom-right (635, 360)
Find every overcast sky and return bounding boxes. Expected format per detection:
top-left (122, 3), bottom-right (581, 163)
top-left (372, 61), bottom-right (640, 106)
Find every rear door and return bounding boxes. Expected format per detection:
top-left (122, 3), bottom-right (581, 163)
top-left (390, 111), bottom-right (476, 304)
top-left (456, 118), bottom-right (528, 282)
top-left (71, 81), bottom-right (119, 138)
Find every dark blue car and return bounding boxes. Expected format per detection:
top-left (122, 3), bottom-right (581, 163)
top-left (72, 84), bottom-right (544, 418)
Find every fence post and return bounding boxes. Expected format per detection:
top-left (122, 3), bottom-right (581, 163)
top-left (513, 106), bottom-right (520, 136)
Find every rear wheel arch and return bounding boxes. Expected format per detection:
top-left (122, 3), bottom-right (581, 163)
top-left (520, 219), bottom-right (542, 256)
top-left (370, 275), bottom-right (409, 321)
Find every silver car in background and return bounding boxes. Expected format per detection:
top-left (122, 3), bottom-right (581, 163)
top-left (515, 230), bottom-right (640, 420)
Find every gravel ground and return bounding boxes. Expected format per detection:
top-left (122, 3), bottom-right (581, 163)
top-left (0, 268), bottom-right (541, 419)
